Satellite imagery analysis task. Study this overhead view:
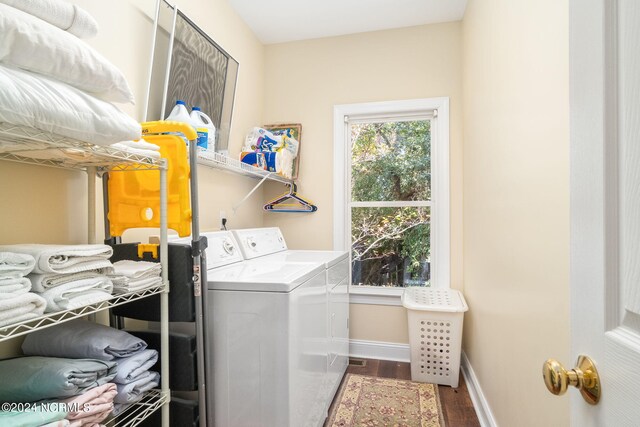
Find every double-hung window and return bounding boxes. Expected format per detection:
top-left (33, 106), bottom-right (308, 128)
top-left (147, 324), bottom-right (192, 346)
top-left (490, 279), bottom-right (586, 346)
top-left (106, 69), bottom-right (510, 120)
top-left (333, 98), bottom-right (450, 302)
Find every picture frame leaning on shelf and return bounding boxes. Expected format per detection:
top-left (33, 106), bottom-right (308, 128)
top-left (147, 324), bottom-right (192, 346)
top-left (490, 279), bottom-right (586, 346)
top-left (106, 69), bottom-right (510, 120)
top-left (263, 123), bottom-right (302, 180)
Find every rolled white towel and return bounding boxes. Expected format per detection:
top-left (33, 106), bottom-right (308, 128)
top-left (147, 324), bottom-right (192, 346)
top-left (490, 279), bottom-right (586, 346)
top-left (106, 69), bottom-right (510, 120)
top-left (110, 260), bottom-right (162, 279)
top-left (0, 0), bottom-right (98, 39)
top-left (0, 244), bottom-right (113, 275)
top-left (29, 270), bottom-right (113, 293)
top-left (112, 276), bottom-right (163, 295)
top-left (0, 251), bottom-right (35, 278)
top-left (0, 292), bottom-right (46, 327)
top-left (0, 277), bottom-right (31, 298)
top-left (38, 277), bottom-right (113, 312)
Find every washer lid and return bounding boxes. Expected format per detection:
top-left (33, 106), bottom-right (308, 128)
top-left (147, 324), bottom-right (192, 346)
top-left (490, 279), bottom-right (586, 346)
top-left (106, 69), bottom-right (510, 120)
top-left (207, 261), bottom-right (324, 292)
top-left (258, 250), bottom-right (349, 268)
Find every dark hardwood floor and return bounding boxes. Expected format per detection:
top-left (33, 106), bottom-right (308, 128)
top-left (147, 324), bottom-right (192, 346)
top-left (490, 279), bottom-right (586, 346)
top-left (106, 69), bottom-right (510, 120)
top-left (326, 358), bottom-right (481, 427)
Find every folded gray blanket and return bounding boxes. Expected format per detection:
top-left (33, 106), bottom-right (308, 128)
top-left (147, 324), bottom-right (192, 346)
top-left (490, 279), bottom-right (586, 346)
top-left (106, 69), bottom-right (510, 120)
top-left (22, 319), bottom-right (146, 361)
top-left (0, 356), bottom-right (116, 403)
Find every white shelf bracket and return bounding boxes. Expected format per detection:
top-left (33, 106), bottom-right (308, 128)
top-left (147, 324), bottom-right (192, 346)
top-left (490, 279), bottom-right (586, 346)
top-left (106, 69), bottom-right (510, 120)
top-left (232, 173), bottom-right (275, 214)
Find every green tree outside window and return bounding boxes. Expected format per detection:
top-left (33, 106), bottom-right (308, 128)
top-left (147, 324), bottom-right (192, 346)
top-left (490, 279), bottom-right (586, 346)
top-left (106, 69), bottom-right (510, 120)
top-left (351, 120), bottom-right (431, 287)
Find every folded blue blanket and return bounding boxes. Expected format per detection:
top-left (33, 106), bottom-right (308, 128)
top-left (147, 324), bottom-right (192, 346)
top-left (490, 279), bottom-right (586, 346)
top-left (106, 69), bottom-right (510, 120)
top-left (22, 319), bottom-right (146, 360)
top-left (0, 356), bottom-right (116, 403)
top-left (113, 349), bottom-right (158, 384)
top-left (114, 371), bottom-right (159, 404)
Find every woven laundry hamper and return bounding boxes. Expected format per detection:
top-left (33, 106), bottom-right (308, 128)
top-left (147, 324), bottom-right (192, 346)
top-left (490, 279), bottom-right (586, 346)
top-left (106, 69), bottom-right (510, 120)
top-left (402, 288), bottom-right (468, 387)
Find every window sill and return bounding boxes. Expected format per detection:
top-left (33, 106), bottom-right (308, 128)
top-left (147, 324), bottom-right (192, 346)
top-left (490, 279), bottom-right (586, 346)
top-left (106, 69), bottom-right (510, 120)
top-left (349, 287), bottom-right (403, 306)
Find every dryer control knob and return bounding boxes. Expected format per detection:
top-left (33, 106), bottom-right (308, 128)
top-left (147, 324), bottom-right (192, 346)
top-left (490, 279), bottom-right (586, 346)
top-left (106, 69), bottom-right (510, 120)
top-left (223, 240), bottom-right (235, 255)
top-left (247, 238), bottom-right (257, 250)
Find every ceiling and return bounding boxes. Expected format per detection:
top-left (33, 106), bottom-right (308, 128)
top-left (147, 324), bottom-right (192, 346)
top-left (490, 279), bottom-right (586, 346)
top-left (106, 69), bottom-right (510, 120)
top-left (228, 0), bottom-right (468, 44)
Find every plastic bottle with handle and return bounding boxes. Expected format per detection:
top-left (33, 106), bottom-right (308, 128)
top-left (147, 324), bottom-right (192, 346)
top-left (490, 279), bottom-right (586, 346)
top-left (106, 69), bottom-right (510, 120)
top-left (164, 100), bottom-right (193, 144)
top-left (190, 107), bottom-right (216, 152)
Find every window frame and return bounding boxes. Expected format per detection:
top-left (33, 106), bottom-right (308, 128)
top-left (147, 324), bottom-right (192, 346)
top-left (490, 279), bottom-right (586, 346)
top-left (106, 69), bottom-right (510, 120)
top-left (333, 98), bottom-right (450, 305)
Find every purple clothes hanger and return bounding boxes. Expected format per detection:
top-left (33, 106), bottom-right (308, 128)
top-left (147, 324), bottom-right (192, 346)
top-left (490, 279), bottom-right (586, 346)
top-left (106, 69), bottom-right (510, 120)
top-left (263, 183), bottom-right (318, 213)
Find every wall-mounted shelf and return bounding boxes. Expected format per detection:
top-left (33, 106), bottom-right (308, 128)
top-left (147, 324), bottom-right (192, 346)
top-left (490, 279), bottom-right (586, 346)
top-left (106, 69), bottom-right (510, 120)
top-left (0, 123), bottom-right (163, 172)
top-left (196, 150), bottom-right (292, 185)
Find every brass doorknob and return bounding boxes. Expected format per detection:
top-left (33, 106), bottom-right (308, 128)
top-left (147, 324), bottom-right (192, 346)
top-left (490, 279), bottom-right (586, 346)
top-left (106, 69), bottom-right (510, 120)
top-left (542, 355), bottom-right (600, 405)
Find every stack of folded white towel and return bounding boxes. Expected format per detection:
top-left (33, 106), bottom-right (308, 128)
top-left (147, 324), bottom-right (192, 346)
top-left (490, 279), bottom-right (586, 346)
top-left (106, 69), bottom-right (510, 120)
top-left (108, 260), bottom-right (163, 295)
top-left (22, 319), bottom-right (160, 419)
top-left (0, 251), bottom-right (47, 327)
top-left (0, 244), bottom-right (114, 313)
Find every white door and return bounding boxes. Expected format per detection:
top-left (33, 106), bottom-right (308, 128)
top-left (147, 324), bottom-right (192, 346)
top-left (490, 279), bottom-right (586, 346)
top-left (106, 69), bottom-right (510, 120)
top-left (570, 0), bottom-right (640, 425)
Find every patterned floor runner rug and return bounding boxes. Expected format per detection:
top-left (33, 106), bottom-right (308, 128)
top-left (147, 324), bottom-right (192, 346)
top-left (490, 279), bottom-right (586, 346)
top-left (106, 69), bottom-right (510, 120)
top-left (327, 374), bottom-right (445, 427)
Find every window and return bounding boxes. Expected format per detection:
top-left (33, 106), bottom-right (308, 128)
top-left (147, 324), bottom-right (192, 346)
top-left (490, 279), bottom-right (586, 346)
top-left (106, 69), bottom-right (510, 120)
top-left (334, 99), bottom-right (450, 301)
top-left (350, 118), bottom-right (432, 287)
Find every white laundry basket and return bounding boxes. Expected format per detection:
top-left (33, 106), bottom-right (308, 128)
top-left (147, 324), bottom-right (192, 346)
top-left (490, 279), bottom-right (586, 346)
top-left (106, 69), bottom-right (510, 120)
top-left (402, 288), bottom-right (468, 387)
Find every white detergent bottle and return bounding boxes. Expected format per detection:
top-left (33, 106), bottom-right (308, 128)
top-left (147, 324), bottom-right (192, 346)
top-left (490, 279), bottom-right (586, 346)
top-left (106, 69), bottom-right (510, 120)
top-left (190, 107), bottom-right (216, 152)
top-left (188, 107), bottom-right (209, 150)
top-left (165, 100), bottom-right (193, 143)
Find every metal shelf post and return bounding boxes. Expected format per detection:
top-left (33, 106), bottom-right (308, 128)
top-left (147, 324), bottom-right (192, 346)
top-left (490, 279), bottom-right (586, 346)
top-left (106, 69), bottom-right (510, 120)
top-left (159, 159), bottom-right (170, 427)
top-left (189, 141), bottom-right (209, 426)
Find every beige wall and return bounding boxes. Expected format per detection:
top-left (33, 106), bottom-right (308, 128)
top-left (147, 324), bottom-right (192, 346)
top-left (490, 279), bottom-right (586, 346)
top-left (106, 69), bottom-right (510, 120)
top-left (462, 0), bottom-right (570, 425)
top-left (349, 304), bottom-right (409, 344)
top-left (0, 0), bottom-right (266, 354)
top-left (0, 0), bottom-right (267, 240)
top-left (263, 23), bottom-right (463, 343)
top-left (0, 4), bottom-right (573, 425)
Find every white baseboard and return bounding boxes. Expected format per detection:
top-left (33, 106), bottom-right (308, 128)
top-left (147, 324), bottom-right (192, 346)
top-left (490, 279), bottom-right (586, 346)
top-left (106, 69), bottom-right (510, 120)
top-left (461, 351), bottom-right (498, 427)
top-left (349, 339), bottom-right (410, 362)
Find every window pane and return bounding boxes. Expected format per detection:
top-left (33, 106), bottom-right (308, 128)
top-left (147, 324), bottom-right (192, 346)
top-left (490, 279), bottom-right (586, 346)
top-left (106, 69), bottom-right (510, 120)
top-left (351, 120), bottom-right (431, 202)
top-left (351, 207), bottom-right (430, 287)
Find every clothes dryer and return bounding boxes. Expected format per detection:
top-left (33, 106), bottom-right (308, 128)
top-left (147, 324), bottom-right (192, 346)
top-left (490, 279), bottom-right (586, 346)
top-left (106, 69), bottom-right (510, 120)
top-left (231, 228), bottom-right (350, 415)
top-left (206, 232), bottom-right (327, 427)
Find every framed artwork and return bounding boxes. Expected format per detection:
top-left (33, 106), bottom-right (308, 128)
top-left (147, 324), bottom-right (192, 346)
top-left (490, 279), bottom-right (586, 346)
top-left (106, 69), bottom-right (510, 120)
top-left (264, 123), bottom-right (302, 180)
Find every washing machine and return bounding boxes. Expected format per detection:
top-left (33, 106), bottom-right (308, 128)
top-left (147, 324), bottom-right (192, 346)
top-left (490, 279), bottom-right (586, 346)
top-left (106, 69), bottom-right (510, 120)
top-left (206, 230), bottom-right (328, 427)
top-left (231, 227), bottom-right (350, 410)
